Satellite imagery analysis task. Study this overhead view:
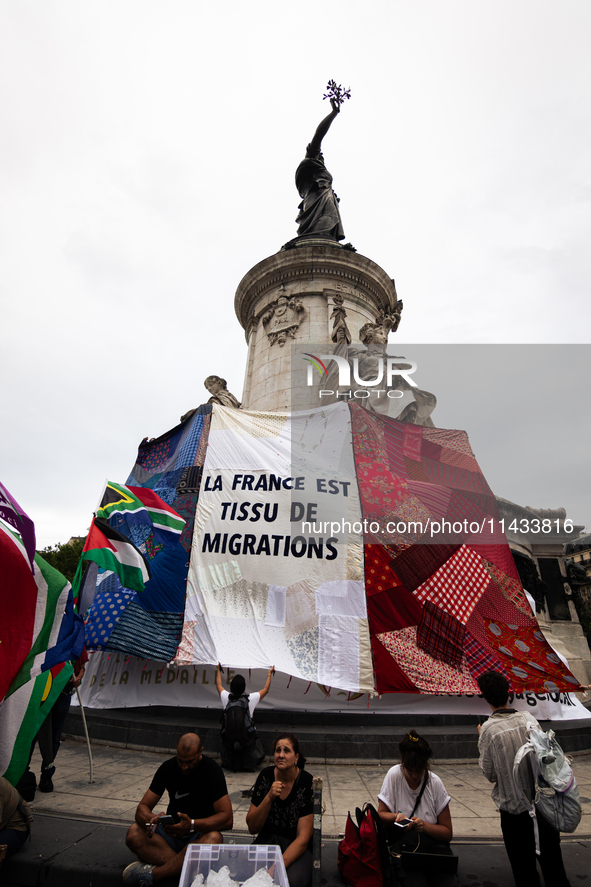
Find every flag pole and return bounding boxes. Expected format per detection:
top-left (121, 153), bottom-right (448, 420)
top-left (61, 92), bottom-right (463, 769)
top-left (75, 686), bottom-right (94, 784)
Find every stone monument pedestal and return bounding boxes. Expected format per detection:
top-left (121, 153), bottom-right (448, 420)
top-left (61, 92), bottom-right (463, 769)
top-left (235, 241), bottom-right (398, 412)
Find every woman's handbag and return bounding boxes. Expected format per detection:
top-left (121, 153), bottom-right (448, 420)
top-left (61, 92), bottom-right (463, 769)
top-left (387, 774), bottom-right (458, 875)
top-left (338, 803), bottom-right (402, 887)
top-left (392, 830), bottom-right (458, 874)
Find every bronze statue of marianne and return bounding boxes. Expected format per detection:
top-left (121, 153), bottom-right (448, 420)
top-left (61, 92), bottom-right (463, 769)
top-left (295, 97), bottom-right (346, 241)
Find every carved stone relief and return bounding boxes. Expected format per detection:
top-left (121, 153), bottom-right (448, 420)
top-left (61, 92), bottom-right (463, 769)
top-left (262, 287), bottom-right (305, 346)
top-left (358, 303), bottom-right (403, 344)
top-left (329, 293), bottom-right (352, 345)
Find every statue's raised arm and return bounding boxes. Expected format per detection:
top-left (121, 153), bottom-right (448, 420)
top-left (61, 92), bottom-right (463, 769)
top-left (307, 99), bottom-right (340, 157)
top-left (295, 83), bottom-right (350, 242)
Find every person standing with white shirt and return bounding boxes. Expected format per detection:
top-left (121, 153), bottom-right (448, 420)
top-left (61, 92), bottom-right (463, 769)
top-left (215, 665), bottom-right (274, 771)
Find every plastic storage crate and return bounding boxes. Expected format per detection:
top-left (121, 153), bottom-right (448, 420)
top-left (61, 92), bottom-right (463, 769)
top-left (179, 844), bottom-right (289, 887)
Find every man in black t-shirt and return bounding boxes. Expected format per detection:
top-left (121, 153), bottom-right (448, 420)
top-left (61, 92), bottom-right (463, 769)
top-left (123, 733), bottom-right (233, 886)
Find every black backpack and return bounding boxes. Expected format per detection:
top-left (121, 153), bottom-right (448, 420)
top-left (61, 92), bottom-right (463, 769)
top-left (221, 695), bottom-right (256, 746)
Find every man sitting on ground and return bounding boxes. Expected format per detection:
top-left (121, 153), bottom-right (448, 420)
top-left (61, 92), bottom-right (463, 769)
top-left (123, 733), bottom-right (233, 886)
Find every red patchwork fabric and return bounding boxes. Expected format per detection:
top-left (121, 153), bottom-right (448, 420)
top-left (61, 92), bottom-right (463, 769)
top-left (349, 404), bottom-right (583, 694)
top-left (422, 458), bottom-right (492, 495)
top-left (422, 426), bottom-right (475, 457)
top-left (412, 545), bottom-right (490, 622)
top-left (384, 422), bottom-right (407, 477)
top-left (477, 544), bottom-right (522, 582)
top-left (438, 447), bottom-right (481, 473)
top-left (407, 481), bottom-right (451, 519)
top-left (417, 602), bottom-right (465, 668)
top-left (479, 622), bottom-right (581, 693)
top-left (372, 634), bottom-right (419, 694)
top-left (420, 439), bottom-right (443, 462)
top-left (482, 560), bottom-right (533, 618)
top-left (463, 629), bottom-right (509, 680)
top-left (475, 579), bottom-right (536, 628)
top-left (404, 457), bottom-right (430, 482)
top-left (454, 489), bottom-right (498, 517)
top-left (364, 544), bottom-right (402, 595)
top-left (367, 587), bottom-right (423, 634)
top-left (377, 627), bottom-right (480, 694)
top-left (403, 425), bottom-right (423, 460)
top-left (392, 542), bottom-right (461, 591)
top-left (446, 489), bottom-right (491, 529)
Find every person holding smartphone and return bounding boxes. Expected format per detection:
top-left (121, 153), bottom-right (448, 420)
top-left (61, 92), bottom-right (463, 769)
top-left (122, 733), bottom-right (232, 886)
top-left (377, 730), bottom-right (457, 887)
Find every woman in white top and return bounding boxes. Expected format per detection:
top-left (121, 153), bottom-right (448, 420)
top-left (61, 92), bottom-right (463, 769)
top-left (378, 730), bottom-right (457, 887)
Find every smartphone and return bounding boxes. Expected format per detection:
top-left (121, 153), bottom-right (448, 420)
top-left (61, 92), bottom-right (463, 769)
top-left (394, 818), bottom-right (413, 828)
top-left (159, 814), bottom-right (180, 826)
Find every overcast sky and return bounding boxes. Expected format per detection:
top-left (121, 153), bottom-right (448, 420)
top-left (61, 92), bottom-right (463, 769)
top-left (1, 0), bottom-right (589, 549)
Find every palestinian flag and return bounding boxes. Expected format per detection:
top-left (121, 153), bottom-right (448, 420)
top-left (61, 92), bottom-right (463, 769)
top-left (96, 481), bottom-right (185, 547)
top-left (80, 517), bottom-right (150, 593)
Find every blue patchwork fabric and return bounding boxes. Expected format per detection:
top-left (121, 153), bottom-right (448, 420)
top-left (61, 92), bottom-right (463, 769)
top-left (84, 575), bottom-right (136, 649)
top-left (105, 602), bottom-right (184, 661)
top-left (84, 406), bottom-right (211, 659)
top-left (176, 414), bottom-right (206, 470)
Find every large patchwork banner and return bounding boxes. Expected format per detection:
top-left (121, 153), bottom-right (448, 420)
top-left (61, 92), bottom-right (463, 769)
top-left (177, 402), bottom-right (374, 693)
top-left (80, 401), bottom-right (583, 700)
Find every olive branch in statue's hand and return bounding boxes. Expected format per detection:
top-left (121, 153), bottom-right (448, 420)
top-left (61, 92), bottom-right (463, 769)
top-left (323, 80), bottom-right (351, 108)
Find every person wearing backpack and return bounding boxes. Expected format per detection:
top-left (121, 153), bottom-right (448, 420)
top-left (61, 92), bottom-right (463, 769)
top-left (477, 670), bottom-right (572, 887)
top-left (215, 665), bottom-right (274, 772)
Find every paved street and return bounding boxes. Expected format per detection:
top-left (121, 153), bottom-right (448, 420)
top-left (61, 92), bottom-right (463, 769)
top-left (29, 738), bottom-right (591, 840)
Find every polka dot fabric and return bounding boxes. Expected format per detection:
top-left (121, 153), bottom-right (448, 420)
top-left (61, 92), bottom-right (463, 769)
top-left (85, 577), bottom-right (135, 650)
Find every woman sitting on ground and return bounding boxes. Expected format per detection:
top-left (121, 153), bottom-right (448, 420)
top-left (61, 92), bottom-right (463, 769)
top-left (378, 730), bottom-right (457, 887)
top-left (246, 733), bottom-right (313, 887)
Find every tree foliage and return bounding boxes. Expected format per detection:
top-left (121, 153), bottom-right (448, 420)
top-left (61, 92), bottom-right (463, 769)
top-left (39, 537), bottom-right (85, 583)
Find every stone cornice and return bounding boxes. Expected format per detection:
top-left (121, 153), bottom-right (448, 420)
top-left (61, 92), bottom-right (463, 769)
top-left (235, 245), bottom-right (398, 331)
top-left (496, 496), bottom-right (583, 546)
